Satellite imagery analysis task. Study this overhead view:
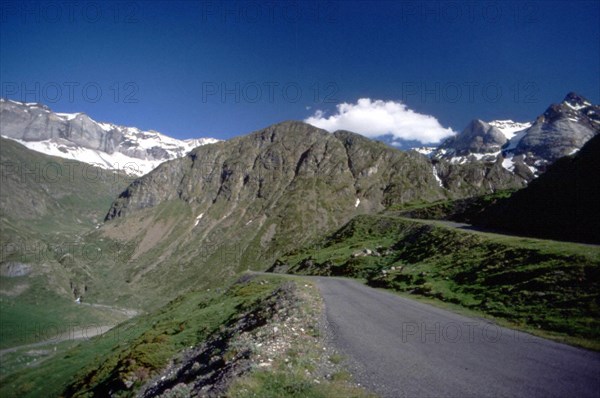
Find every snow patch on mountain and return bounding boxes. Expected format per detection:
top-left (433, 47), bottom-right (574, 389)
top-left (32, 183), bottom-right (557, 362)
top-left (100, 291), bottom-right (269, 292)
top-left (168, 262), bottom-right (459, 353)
top-left (564, 101), bottom-right (589, 111)
top-left (56, 112), bottom-right (81, 121)
top-left (10, 137), bottom-right (173, 175)
top-left (502, 156), bottom-right (515, 172)
top-left (503, 129), bottom-right (529, 153)
top-left (488, 120), bottom-right (532, 140)
top-left (413, 146), bottom-right (437, 157)
top-left (432, 165), bottom-right (443, 187)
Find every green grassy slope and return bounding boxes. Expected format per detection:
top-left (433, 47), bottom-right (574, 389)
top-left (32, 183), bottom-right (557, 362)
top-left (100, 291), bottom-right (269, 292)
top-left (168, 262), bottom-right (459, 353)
top-left (0, 137), bottom-right (133, 242)
top-left (272, 214), bottom-right (600, 348)
top-left (0, 138), bottom-right (134, 349)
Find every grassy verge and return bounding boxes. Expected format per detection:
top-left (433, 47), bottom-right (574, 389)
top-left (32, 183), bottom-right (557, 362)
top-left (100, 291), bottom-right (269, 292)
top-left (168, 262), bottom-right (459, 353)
top-left (273, 214), bottom-right (600, 350)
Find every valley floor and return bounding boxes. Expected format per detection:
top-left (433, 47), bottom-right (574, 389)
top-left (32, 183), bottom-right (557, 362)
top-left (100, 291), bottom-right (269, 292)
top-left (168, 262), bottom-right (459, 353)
top-left (0, 325), bottom-right (114, 356)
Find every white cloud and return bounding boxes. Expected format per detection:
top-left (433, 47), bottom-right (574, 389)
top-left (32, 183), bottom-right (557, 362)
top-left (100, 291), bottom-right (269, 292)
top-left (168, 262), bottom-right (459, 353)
top-left (304, 98), bottom-right (456, 144)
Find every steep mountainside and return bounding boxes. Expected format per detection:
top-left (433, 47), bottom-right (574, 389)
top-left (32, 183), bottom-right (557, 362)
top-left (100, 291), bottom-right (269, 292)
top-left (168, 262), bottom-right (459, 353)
top-left (473, 133), bottom-right (600, 244)
top-left (0, 137), bottom-right (132, 297)
top-left (0, 98), bottom-right (218, 175)
top-left (95, 121), bottom-right (524, 306)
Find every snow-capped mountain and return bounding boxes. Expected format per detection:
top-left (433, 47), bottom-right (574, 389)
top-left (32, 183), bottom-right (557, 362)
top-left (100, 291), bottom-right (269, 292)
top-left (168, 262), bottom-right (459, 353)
top-left (422, 92), bottom-right (598, 179)
top-left (502, 92), bottom-right (599, 167)
top-left (427, 119), bottom-right (532, 177)
top-left (0, 99), bottom-right (219, 175)
top-left (438, 119), bottom-right (512, 157)
top-left (415, 120), bottom-right (532, 160)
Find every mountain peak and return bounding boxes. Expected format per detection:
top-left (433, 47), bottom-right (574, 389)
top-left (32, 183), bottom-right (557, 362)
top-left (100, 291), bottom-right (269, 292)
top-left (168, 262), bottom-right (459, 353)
top-left (541, 92), bottom-right (597, 124)
top-left (506, 92), bottom-right (599, 170)
top-left (563, 92), bottom-right (592, 109)
top-left (437, 119), bottom-right (506, 157)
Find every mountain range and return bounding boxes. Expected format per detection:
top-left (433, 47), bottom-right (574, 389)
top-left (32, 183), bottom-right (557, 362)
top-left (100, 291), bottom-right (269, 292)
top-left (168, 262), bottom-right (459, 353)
top-left (1, 91), bottom-right (599, 397)
top-left (0, 98), bottom-right (218, 176)
top-left (3, 92), bottom-right (598, 183)
top-left (99, 120), bottom-right (540, 302)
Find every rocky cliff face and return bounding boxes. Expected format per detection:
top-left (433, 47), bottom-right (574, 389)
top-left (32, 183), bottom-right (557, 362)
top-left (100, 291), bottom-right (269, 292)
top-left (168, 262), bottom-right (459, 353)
top-left (105, 121), bottom-right (451, 224)
top-left (0, 98), bottom-right (218, 175)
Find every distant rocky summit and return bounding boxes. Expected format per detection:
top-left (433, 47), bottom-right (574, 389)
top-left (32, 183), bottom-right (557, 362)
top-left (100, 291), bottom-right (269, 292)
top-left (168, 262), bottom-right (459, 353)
top-left (437, 119), bottom-right (510, 157)
top-left (422, 92), bottom-right (599, 178)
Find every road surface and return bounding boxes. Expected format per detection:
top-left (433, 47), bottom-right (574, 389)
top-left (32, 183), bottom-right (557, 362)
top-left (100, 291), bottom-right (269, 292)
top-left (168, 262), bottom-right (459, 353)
top-left (316, 277), bottom-right (600, 398)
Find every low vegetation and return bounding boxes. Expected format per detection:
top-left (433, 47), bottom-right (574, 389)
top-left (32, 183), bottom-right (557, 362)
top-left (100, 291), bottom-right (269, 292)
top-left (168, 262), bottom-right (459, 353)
top-left (387, 189), bottom-right (516, 222)
top-left (0, 274), bottom-right (370, 398)
top-left (272, 214), bottom-right (600, 349)
top-left (0, 137), bottom-right (135, 353)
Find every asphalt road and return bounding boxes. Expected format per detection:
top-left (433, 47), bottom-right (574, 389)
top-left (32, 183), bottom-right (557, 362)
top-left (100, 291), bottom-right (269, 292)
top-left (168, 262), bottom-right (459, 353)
top-left (315, 277), bottom-right (600, 398)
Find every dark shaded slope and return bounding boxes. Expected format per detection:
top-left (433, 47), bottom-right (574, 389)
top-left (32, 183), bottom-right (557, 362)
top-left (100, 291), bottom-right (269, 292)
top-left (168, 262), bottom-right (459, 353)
top-left (474, 134), bottom-right (600, 244)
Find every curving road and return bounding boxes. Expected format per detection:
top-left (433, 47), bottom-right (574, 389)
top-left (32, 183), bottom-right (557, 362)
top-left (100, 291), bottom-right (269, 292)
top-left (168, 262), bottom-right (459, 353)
top-left (316, 277), bottom-right (600, 398)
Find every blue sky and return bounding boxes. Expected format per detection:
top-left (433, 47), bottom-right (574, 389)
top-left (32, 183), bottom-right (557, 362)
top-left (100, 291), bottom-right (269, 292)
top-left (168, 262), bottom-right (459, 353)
top-left (1, 0), bottom-right (599, 143)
